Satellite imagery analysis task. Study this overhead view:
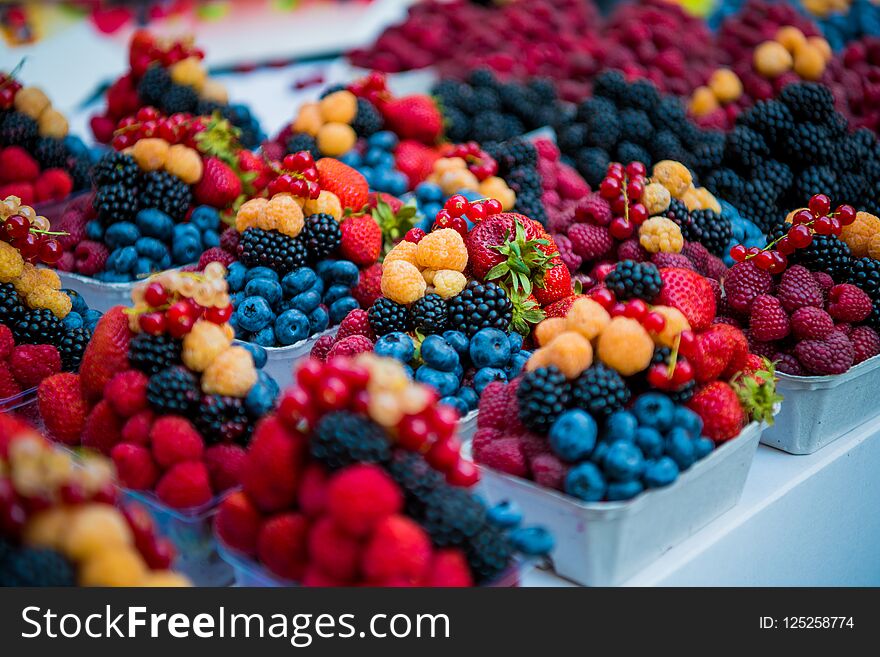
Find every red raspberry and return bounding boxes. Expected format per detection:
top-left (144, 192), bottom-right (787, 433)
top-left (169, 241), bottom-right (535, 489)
top-left (204, 444), bottom-right (246, 492)
top-left (530, 452), bottom-right (568, 491)
top-left (682, 241), bottom-right (711, 274)
top-left (326, 334), bottom-right (374, 360)
top-left (827, 284), bottom-right (873, 323)
top-left (651, 252), bottom-right (693, 270)
top-left (568, 223), bottom-right (613, 260)
top-left (714, 315), bottom-right (742, 327)
top-left (326, 464), bottom-right (402, 537)
top-left (37, 373), bottom-right (88, 446)
top-left (257, 512), bottom-right (310, 582)
top-left (103, 370), bottom-right (149, 418)
top-left (703, 254), bottom-right (728, 281)
top-left (616, 238), bottom-right (647, 263)
top-left (150, 416), bottom-right (205, 468)
top-left (555, 233), bottom-right (582, 272)
top-left (81, 399), bottom-right (123, 455)
top-left (307, 517), bottom-right (360, 582)
top-left (471, 427), bottom-right (503, 456)
top-left (34, 169), bottom-right (73, 202)
top-left (9, 344), bottom-right (61, 389)
top-left (773, 352), bottom-right (806, 376)
top-left (835, 322), bottom-right (853, 335)
top-left (0, 361), bottom-right (21, 399)
top-left (298, 463), bottom-right (329, 518)
top-left (310, 333), bottom-right (336, 361)
top-left (812, 271), bottom-right (835, 298)
top-left (850, 326), bottom-right (880, 364)
top-left (535, 138), bottom-right (560, 161)
top-left (351, 262), bottom-right (383, 309)
top-left (241, 416), bottom-right (306, 513)
top-left (777, 265), bottom-right (824, 313)
top-left (556, 162), bottom-right (589, 200)
top-left (473, 436), bottom-right (527, 477)
top-left (74, 240), bottom-right (109, 276)
top-left (476, 380), bottom-right (508, 430)
top-left (424, 548), bottom-right (473, 587)
top-left (215, 490), bottom-right (263, 556)
top-left (335, 308), bottom-right (375, 341)
top-left (121, 410), bottom-right (154, 445)
top-left (111, 443), bottom-right (159, 490)
top-left (156, 461), bottom-right (213, 509)
top-left (795, 330), bottom-right (855, 375)
top-left (706, 277), bottom-right (722, 307)
top-left (0, 323), bottom-right (15, 360)
top-left (790, 306), bottom-right (834, 340)
top-left (746, 333), bottom-right (777, 360)
top-left (723, 261), bottom-right (773, 313)
top-left (219, 226), bottom-right (240, 254)
top-left (198, 247), bottom-right (235, 270)
top-left (362, 515), bottom-right (432, 585)
top-left (574, 192), bottom-right (612, 226)
top-left (749, 294), bottom-right (790, 342)
top-left (0, 146), bottom-right (39, 182)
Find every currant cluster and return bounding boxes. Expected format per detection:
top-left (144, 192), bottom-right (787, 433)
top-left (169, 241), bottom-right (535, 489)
top-left (112, 106), bottom-right (206, 151)
top-left (597, 161), bottom-right (650, 241)
top-left (443, 141), bottom-right (498, 181)
top-left (134, 266), bottom-right (233, 338)
top-left (0, 214), bottom-right (64, 264)
top-left (265, 150), bottom-right (321, 199)
top-left (729, 194), bottom-right (857, 274)
top-left (432, 193), bottom-right (504, 239)
top-left (0, 73), bottom-right (21, 109)
top-left (347, 71), bottom-right (388, 106)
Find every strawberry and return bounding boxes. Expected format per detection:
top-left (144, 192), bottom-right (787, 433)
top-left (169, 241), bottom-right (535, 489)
top-left (237, 149), bottom-right (272, 192)
top-left (394, 139), bottom-right (440, 187)
top-left (315, 157), bottom-right (369, 211)
top-left (687, 381), bottom-right (746, 443)
top-left (79, 307), bottom-right (131, 402)
top-left (156, 461), bottom-right (213, 509)
top-left (37, 373), bottom-right (89, 446)
top-left (194, 156), bottom-right (242, 209)
top-left (0, 146), bottom-right (39, 183)
top-left (379, 95), bottom-right (443, 144)
top-left (339, 214), bottom-right (382, 267)
top-left (352, 263), bottom-right (383, 308)
top-left (257, 512), bottom-right (310, 582)
top-left (241, 416), bottom-right (307, 513)
top-left (215, 490), bottom-right (263, 555)
top-left (367, 191), bottom-right (403, 214)
top-left (543, 294), bottom-right (588, 318)
top-left (81, 399), bottom-right (123, 455)
top-left (716, 324), bottom-right (750, 379)
top-left (682, 325), bottom-right (734, 383)
top-left (466, 212), bottom-right (547, 281)
top-left (656, 267), bottom-right (716, 331)
top-left (534, 261), bottom-right (573, 306)
top-left (204, 444), bottom-right (246, 492)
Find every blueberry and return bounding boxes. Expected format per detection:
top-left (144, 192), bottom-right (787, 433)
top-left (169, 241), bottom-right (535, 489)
top-left (251, 326), bottom-right (276, 347)
top-left (590, 441), bottom-right (610, 466)
top-left (323, 283), bottom-right (351, 305)
top-left (202, 229), bottom-right (220, 249)
top-left (469, 328), bottom-right (512, 368)
top-left (420, 205), bottom-right (441, 228)
top-left (308, 306), bottom-right (329, 334)
top-left (365, 146), bottom-right (387, 166)
top-left (315, 260), bottom-right (336, 279)
top-left (442, 330), bottom-right (469, 355)
top-left (473, 367), bottom-right (507, 394)
top-left (665, 427), bottom-right (696, 471)
top-left (292, 290), bottom-right (323, 316)
top-left (237, 296), bottom-right (274, 332)
top-left (421, 334), bottom-right (460, 372)
top-left (672, 406), bottom-right (703, 438)
top-left (606, 480), bottom-right (644, 501)
top-left (107, 246), bottom-right (137, 273)
top-left (565, 462), bottom-right (607, 502)
top-left (339, 150), bottom-right (362, 167)
top-left (360, 167), bottom-right (375, 188)
top-left (416, 182), bottom-right (443, 203)
top-left (329, 297), bottom-right (358, 325)
top-left (104, 221), bottom-right (140, 248)
top-left (439, 396), bottom-right (468, 416)
top-left (402, 364), bottom-right (414, 379)
top-left (604, 440), bottom-right (645, 481)
top-left (507, 332), bottom-right (524, 352)
top-left (387, 171), bottom-right (408, 197)
top-left (509, 526), bottom-right (555, 556)
top-left (231, 290), bottom-right (246, 308)
top-left (635, 426), bottom-right (664, 459)
top-left (633, 393), bottom-right (675, 431)
top-left (506, 349), bottom-right (530, 378)
top-left (310, 276), bottom-right (325, 296)
top-left (328, 260), bottom-right (359, 287)
top-left (643, 456), bottom-right (680, 488)
top-left (457, 386), bottom-right (479, 410)
top-left (62, 312), bottom-right (83, 331)
top-left (604, 410), bottom-right (638, 442)
top-left (243, 278), bottom-right (281, 307)
top-left (246, 266), bottom-right (279, 282)
top-left (158, 252), bottom-right (171, 269)
top-left (245, 372), bottom-right (279, 417)
top-left (133, 257), bottom-right (154, 276)
top-left (85, 220), bottom-right (104, 241)
top-left (487, 501), bottom-right (523, 529)
top-left (190, 205), bottom-right (220, 231)
top-left (135, 209), bottom-right (174, 241)
top-left (83, 309), bottom-right (102, 331)
top-left (237, 341), bottom-right (268, 369)
top-left (274, 309), bottom-right (310, 346)
top-left (134, 237), bottom-right (168, 261)
top-left (63, 289), bottom-right (88, 316)
top-left (171, 238), bottom-right (201, 265)
top-left (375, 332), bottom-right (415, 362)
top-left (173, 222), bottom-right (200, 241)
top-left (96, 271), bottom-right (131, 282)
top-left (549, 409), bottom-right (597, 462)
top-left (368, 130), bottom-right (398, 150)
top-left (415, 366), bottom-right (459, 397)
top-left (694, 437), bottom-right (715, 460)
top-left (282, 268), bottom-right (317, 296)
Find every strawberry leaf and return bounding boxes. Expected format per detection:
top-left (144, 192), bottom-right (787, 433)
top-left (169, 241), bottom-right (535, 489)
top-left (731, 357), bottom-right (782, 426)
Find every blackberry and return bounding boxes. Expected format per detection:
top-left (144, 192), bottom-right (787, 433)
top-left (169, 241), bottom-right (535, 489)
top-left (651, 130), bottom-right (685, 163)
top-left (410, 293), bottom-right (448, 335)
top-left (0, 111), bottom-right (37, 148)
top-left (92, 152), bottom-right (141, 187)
top-left (13, 309), bottom-right (64, 345)
top-left (516, 366), bottom-right (571, 433)
top-left (754, 160), bottom-right (793, 195)
top-left (725, 126), bottom-right (769, 170)
top-left (161, 84), bottom-right (199, 115)
top-left (593, 70), bottom-right (628, 103)
top-left (484, 138), bottom-right (537, 171)
top-left (557, 123), bottom-right (588, 153)
top-left (94, 183), bottom-right (138, 224)
top-left (0, 282), bottom-right (25, 326)
top-left (665, 198), bottom-right (690, 225)
top-left (368, 297), bottom-right (412, 336)
top-left (33, 137), bottom-right (69, 169)
top-left (286, 132), bottom-right (320, 159)
top-left (847, 258), bottom-right (880, 298)
top-left (351, 97), bottom-right (384, 137)
top-left (514, 186), bottom-right (547, 226)
top-left (739, 100), bottom-right (793, 147)
top-left (667, 379), bottom-right (696, 404)
top-left (127, 332), bottom-right (182, 375)
top-left (687, 209), bottom-right (732, 257)
top-left (792, 166), bottom-right (838, 206)
top-left (604, 260), bottom-right (662, 301)
top-left (301, 213), bottom-right (341, 260)
top-left (625, 79), bottom-right (661, 113)
top-left (446, 281), bottom-right (513, 337)
top-left (576, 147), bottom-right (611, 188)
top-left (778, 82), bottom-right (835, 123)
top-left (468, 68), bottom-right (499, 89)
top-left (471, 87), bottom-right (502, 113)
top-left (691, 132), bottom-right (725, 172)
top-left (238, 228), bottom-right (308, 274)
top-left (570, 364), bottom-right (631, 420)
top-left (69, 158), bottom-right (93, 191)
top-left (419, 485), bottom-right (487, 548)
top-left (472, 111), bottom-right (519, 143)
top-left (195, 395), bottom-right (251, 445)
top-left (0, 547), bottom-right (75, 587)
top-left (310, 410), bottom-right (391, 470)
top-left (137, 65), bottom-right (172, 106)
top-left (58, 327), bottom-right (91, 371)
top-left (783, 123), bottom-right (832, 165)
top-left (385, 449), bottom-right (445, 516)
top-left (466, 525), bottom-right (513, 584)
top-left (434, 79), bottom-right (473, 110)
top-left (147, 365), bottom-right (201, 416)
top-left (703, 168), bottom-right (745, 203)
top-left (791, 234), bottom-right (852, 282)
top-left (619, 109), bottom-right (653, 145)
top-left (615, 142), bottom-right (651, 169)
top-left (443, 107), bottom-right (471, 143)
top-left (583, 110), bottom-right (621, 151)
top-left (140, 171), bottom-right (192, 220)
top-left (196, 99), bottom-right (224, 117)
top-left (650, 96), bottom-right (688, 134)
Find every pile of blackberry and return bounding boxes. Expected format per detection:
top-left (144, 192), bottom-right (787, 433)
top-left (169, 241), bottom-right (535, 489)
top-left (570, 364), bottom-right (631, 419)
top-left (700, 83), bottom-right (880, 230)
top-left (94, 152), bottom-right (192, 223)
top-left (446, 281), bottom-right (513, 337)
top-left (604, 261), bottom-right (662, 302)
top-left (195, 395), bottom-right (251, 445)
top-left (368, 297), bottom-right (412, 336)
top-left (146, 365), bottom-right (201, 416)
top-left (666, 204), bottom-right (732, 257)
top-left (128, 333), bottom-right (183, 376)
top-left (847, 258), bottom-right (880, 330)
top-left (484, 138), bottom-right (546, 225)
top-left (516, 366), bottom-right (571, 433)
top-left (237, 228), bottom-right (309, 275)
top-left (140, 171), bottom-right (192, 221)
top-left (410, 294), bottom-right (448, 335)
top-left (300, 213), bottom-right (342, 262)
top-left (310, 411), bottom-right (392, 470)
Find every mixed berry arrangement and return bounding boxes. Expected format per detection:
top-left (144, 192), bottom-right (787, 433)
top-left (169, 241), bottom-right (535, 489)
top-left (214, 354), bottom-right (552, 586)
top-left (0, 414), bottom-right (189, 586)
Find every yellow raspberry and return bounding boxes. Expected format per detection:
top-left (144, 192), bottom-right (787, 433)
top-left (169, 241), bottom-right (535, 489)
top-left (565, 298), bottom-right (611, 340)
top-left (139, 572), bottom-right (191, 587)
top-left (165, 144), bottom-right (204, 184)
top-left (202, 345), bottom-right (258, 397)
top-left (431, 270), bottom-right (467, 299)
top-left (236, 198), bottom-right (269, 233)
top-left (317, 122), bottom-right (356, 157)
top-left (542, 331), bottom-right (594, 379)
top-left (479, 176), bottom-right (517, 210)
top-left (201, 79), bottom-right (228, 104)
top-left (416, 228), bottom-right (468, 271)
top-left (432, 157), bottom-right (467, 175)
top-left (438, 169), bottom-right (479, 195)
top-left (170, 56), bottom-right (207, 91)
top-left (38, 108), bottom-right (69, 139)
top-left (652, 160), bottom-right (693, 198)
top-left (319, 90), bottom-right (358, 124)
top-left (682, 186), bottom-right (721, 213)
top-left (754, 41), bottom-right (793, 77)
top-left (381, 260), bottom-right (427, 304)
top-left (840, 211), bottom-right (880, 257)
top-left (649, 305), bottom-right (691, 347)
top-left (37, 267), bottom-right (61, 289)
top-left (708, 68), bottom-right (743, 104)
top-left (0, 241), bottom-right (24, 282)
top-left (27, 287), bottom-right (72, 318)
top-left (13, 263), bottom-right (41, 296)
top-left (292, 103), bottom-right (324, 137)
top-left (24, 508), bottom-right (72, 550)
top-left (263, 193), bottom-right (305, 237)
top-left (422, 268), bottom-right (437, 285)
top-left (776, 26), bottom-right (807, 53)
top-left (793, 44), bottom-right (826, 81)
top-left (526, 347), bottom-right (553, 372)
top-left (642, 182), bottom-right (671, 215)
top-left (869, 232), bottom-right (880, 260)
top-left (183, 319), bottom-right (232, 372)
top-left (534, 317), bottom-right (567, 346)
top-left (639, 216), bottom-right (684, 253)
top-left (303, 190), bottom-right (342, 220)
top-left (807, 36), bottom-right (832, 63)
top-left (131, 138), bottom-right (170, 172)
top-left (14, 87), bottom-right (50, 120)
top-left (596, 317), bottom-right (654, 376)
top-left (63, 505), bottom-right (133, 561)
top-left (689, 86), bottom-right (719, 117)
top-left (368, 391), bottom-right (405, 428)
top-left (385, 240), bottom-right (419, 267)
top-left (79, 547), bottom-right (147, 587)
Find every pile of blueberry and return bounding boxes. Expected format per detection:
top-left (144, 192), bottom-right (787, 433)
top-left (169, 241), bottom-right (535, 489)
top-left (375, 327), bottom-right (531, 416)
top-left (227, 259), bottom-right (360, 348)
top-left (339, 131), bottom-right (409, 197)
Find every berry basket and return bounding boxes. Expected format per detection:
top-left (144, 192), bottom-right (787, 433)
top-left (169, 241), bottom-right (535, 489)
top-left (121, 489), bottom-right (233, 587)
top-left (0, 387), bottom-right (39, 424)
top-left (477, 420), bottom-right (766, 586)
top-left (254, 327), bottom-right (340, 389)
top-left (457, 409), bottom-right (479, 443)
top-left (216, 541), bottom-right (533, 588)
top-left (761, 355), bottom-right (880, 455)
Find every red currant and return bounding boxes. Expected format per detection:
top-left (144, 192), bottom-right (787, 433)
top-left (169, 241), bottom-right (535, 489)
top-left (467, 202), bottom-right (487, 222)
top-left (446, 459), bottom-right (479, 487)
top-left (768, 251), bottom-right (788, 274)
top-left (608, 216), bottom-right (633, 240)
top-left (611, 197), bottom-right (626, 216)
top-left (788, 223), bottom-right (813, 248)
top-left (829, 217), bottom-right (842, 236)
top-left (137, 106), bottom-right (160, 122)
top-left (610, 302), bottom-right (627, 317)
top-left (626, 161), bottom-right (647, 177)
top-left (3, 214), bottom-right (29, 241)
top-left (629, 203), bottom-right (647, 224)
top-left (204, 304), bottom-right (233, 324)
top-left (671, 359), bottom-right (694, 385)
top-left (278, 386), bottom-right (316, 430)
top-left (599, 176), bottom-right (622, 199)
top-left (139, 312), bottom-right (167, 335)
top-left (808, 193), bottom-right (831, 217)
top-left (754, 250), bottom-right (775, 270)
top-left (746, 246), bottom-right (762, 257)
top-left (308, 182), bottom-right (321, 199)
top-left (444, 194), bottom-right (468, 218)
top-left (302, 167), bottom-right (318, 183)
top-left (729, 244), bottom-right (747, 262)
top-left (591, 287), bottom-right (615, 309)
top-left (647, 364), bottom-right (671, 390)
top-left (167, 313), bottom-right (196, 338)
top-left (606, 163), bottom-right (625, 179)
top-left (623, 299), bottom-right (648, 320)
top-left (835, 204), bottom-right (856, 226)
top-left (404, 228), bottom-right (426, 243)
top-left (626, 179), bottom-right (644, 200)
top-left (39, 239), bottom-right (63, 264)
top-left (593, 262), bottom-right (616, 282)
top-left (315, 375), bottom-right (351, 411)
top-left (434, 209), bottom-right (451, 225)
top-left (792, 209), bottom-right (814, 225)
top-left (397, 415), bottom-right (431, 451)
top-left (425, 437), bottom-right (461, 472)
top-left (287, 150), bottom-right (313, 171)
top-left (144, 282), bottom-right (169, 307)
top-left (484, 199), bottom-right (502, 215)
top-left (813, 215), bottom-right (833, 235)
top-left (642, 312), bottom-right (666, 333)
top-left (13, 232), bottom-right (39, 261)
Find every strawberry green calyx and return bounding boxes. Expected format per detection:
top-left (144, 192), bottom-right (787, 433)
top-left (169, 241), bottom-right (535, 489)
top-left (374, 198), bottom-right (418, 255)
top-left (486, 221), bottom-right (557, 296)
top-left (731, 357), bottom-right (782, 426)
top-left (507, 286), bottom-right (546, 336)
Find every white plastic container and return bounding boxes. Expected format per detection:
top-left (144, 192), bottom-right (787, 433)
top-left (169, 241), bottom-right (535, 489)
top-left (249, 327), bottom-right (339, 389)
top-left (477, 421), bottom-right (765, 586)
top-left (458, 410), bottom-right (478, 443)
top-left (761, 355), bottom-right (880, 455)
top-left (56, 270), bottom-right (140, 313)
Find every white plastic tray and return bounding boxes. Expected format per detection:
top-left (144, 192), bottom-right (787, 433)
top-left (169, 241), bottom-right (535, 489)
top-left (477, 421), bottom-right (765, 586)
top-left (255, 327), bottom-right (339, 389)
top-left (56, 270), bottom-right (140, 313)
top-left (457, 410), bottom-right (478, 443)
